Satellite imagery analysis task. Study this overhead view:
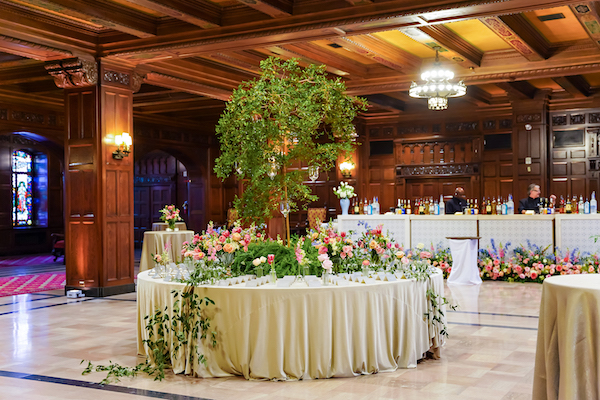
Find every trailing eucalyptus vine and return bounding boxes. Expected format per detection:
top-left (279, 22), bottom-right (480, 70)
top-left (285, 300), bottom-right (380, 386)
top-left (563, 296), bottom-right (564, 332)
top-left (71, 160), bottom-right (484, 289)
top-left (425, 288), bottom-right (458, 338)
top-left (214, 57), bottom-right (367, 224)
top-left (82, 285), bottom-right (215, 384)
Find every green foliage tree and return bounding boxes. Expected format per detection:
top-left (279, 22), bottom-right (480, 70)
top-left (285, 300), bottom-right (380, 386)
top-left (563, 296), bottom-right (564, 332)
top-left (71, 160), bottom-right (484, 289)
top-left (214, 57), bottom-right (367, 225)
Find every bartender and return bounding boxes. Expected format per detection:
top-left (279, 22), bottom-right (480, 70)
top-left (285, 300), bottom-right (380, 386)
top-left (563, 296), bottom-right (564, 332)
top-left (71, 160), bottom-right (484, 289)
top-left (518, 184), bottom-right (556, 213)
top-left (445, 187), bottom-right (467, 214)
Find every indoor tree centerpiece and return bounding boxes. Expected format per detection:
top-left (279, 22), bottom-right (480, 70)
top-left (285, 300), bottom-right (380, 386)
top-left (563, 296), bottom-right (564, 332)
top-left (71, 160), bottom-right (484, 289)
top-left (214, 57), bottom-right (367, 244)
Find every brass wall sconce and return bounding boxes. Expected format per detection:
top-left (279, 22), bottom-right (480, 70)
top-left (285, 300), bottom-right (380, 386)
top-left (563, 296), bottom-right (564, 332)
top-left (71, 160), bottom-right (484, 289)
top-left (112, 132), bottom-right (132, 159)
top-left (339, 161), bottom-right (355, 178)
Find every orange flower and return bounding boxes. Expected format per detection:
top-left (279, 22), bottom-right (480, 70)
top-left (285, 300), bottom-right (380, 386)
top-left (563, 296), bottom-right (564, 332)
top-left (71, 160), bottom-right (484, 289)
top-left (231, 232), bottom-right (241, 241)
top-left (223, 243), bottom-right (235, 253)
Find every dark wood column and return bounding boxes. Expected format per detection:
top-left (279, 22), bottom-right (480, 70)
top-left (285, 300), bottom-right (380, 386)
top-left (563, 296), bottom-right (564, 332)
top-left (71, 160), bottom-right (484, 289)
top-left (47, 58), bottom-right (138, 296)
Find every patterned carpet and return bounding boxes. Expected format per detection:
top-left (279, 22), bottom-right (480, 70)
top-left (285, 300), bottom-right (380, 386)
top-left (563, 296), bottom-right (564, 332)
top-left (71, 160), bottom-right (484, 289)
top-left (0, 254), bottom-right (58, 266)
top-left (0, 272), bottom-right (66, 297)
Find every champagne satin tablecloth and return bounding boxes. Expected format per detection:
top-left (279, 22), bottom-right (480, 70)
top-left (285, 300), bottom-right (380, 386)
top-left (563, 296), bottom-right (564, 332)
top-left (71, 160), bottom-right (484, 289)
top-left (137, 270), bottom-right (445, 380)
top-left (151, 222), bottom-right (187, 231)
top-left (139, 230), bottom-right (194, 272)
top-left (533, 274), bottom-right (600, 399)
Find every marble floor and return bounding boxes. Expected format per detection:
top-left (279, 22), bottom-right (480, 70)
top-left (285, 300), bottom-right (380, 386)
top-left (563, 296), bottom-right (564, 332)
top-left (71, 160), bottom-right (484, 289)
top-left (0, 281), bottom-right (541, 400)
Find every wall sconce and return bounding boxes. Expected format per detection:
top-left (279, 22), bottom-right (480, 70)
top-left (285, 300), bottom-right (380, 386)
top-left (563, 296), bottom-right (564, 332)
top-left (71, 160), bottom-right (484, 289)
top-left (112, 132), bottom-right (132, 160)
top-left (339, 161), bottom-right (355, 178)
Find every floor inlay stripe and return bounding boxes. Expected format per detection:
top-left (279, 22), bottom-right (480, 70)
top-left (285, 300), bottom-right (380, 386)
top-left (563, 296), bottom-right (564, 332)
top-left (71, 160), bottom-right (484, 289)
top-left (448, 310), bottom-right (539, 319)
top-left (448, 321), bottom-right (537, 330)
top-left (0, 370), bottom-right (212, 400)
top-left (0, 298), bottom-right (97, 316)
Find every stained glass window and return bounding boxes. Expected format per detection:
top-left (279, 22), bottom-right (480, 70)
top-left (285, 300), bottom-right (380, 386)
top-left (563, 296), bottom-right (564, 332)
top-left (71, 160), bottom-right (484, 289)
top-left (12, 150), bottom-right (33, 226)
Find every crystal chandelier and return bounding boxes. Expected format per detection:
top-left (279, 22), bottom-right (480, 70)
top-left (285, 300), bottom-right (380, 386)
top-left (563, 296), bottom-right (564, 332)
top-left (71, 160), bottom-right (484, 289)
top-left (409, 46), bottom-right (466, 110)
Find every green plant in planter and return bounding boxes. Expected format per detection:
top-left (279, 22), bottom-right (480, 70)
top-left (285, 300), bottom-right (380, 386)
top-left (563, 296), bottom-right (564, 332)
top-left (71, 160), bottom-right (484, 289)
top-left (214, 57), bottom-right (367, 230)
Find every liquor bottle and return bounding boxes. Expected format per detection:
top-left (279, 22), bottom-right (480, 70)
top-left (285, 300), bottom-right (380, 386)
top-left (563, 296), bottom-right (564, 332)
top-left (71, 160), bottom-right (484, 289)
top-left (565, 196), bottom-right (572, 214)
top-left (501, 198), bottom-right (507, 215)
top-left (406, 199), bottom-right (412, 215)
top-left (559, 196), bottom-right (565, 214)
top-left (363, 197), bottom-right (369, 215)
top-left (434, 198), bottom-right (439, 215)
top-left (358, 198), bottom-right (364, 215)
top-left (429, 197), bottom-right (435, 215)
top-left (481, 198), bottom-right (486, 214)
top-left (439, 195), bottom-right (445, 215)
top-left (418, 199), bottom-right (424, 215)
top-left (473, 198), bottom-right (479, 215)
top-left (591, 192), bottom-right (598, 214)
top-left (491, 197), bottom-right (497, 215)
top-left (464, 199), bottom-right (471, 215)
top-left (579, 196), bottom-right (584, 214)
top-left (496, 197), bottom-right (502, 215)
top-left (507, 194), bottom-right (514, 215)
top-left (486, 197), bottom-right (492, 215)
top-left (354, 198), bottom-right (360, 214)
top-left (584, 197), bottom-right (590, 214)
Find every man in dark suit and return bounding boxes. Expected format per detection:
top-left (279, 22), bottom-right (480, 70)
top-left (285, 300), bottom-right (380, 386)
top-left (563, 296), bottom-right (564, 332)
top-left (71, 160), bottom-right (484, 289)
top-left (445, 187), bottom-right (467, 214)
top-left (518, 183), bottom-right (556, 213)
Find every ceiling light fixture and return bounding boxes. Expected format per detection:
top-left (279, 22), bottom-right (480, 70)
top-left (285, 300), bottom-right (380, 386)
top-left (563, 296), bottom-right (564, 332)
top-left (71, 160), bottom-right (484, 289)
top-left (409, 46), bottom-right (466, 111)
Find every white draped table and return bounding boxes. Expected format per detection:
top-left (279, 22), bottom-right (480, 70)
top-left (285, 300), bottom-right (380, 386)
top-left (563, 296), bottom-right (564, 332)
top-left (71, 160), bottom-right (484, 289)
top-left (137, 270), bottom-right (446, 380)
top-left (151, 222), bottom-right (187, 231)
top-left (447, 237), bottom-right (482, 285)
top-left (533, 275), bottom-right (600, 399)
top-left (139, 230), bottom-right (194, 272)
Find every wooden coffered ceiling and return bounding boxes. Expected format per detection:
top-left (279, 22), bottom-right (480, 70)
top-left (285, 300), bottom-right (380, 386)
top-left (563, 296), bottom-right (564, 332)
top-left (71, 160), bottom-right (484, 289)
top-left (1, 0), bottom-right (600, 125)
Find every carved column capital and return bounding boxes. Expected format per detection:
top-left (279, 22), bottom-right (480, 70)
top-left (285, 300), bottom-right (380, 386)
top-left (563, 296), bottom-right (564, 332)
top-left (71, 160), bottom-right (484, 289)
top-left (45, 58), bottom-right (98, 88)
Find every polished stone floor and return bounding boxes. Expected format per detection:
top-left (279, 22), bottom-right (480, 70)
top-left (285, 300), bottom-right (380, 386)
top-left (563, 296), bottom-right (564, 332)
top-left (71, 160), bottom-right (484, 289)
top-left (0, 281), bottom-right (541, 400)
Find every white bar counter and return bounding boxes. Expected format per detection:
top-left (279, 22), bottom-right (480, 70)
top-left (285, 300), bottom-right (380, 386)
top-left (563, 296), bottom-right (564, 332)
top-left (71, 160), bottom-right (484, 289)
top-left (337, 214), bottom-right (600, 252)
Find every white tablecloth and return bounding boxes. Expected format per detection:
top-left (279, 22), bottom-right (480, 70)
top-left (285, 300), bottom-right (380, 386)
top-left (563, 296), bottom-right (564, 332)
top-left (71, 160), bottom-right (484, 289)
top-left (533, 274), bottom-right (600, 399)
top-left (151, 222), bottom-right (187, 231)
top-left (447, 238), bottom-right (482, 285)
top-left (139, 230), bottom-right (194, 272)
top-left (137, 270), bottom-right (446, 380)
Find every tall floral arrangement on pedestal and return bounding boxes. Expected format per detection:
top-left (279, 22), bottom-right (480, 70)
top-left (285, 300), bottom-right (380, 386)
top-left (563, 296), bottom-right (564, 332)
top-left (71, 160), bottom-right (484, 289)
top-left (160, 205), bottom-right (182, 230)
top-left (214, 57), bottom-right (367, 243)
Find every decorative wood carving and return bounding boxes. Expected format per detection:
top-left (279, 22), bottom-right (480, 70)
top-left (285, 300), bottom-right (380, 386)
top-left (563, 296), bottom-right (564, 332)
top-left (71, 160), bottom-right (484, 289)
top-left (552, 115), bottom-right (567, 126)
top-left (571, 114), bottom-right (586, 125)
top-left (383, 127), bottom-right (393, 137)
top-left (483, 120), bottom-right (496, 130)
top-left (369, 128), bottom-right (380, 138)
top-left (132, 73), bottom-right (144, 93)
top-left (398, 126), bottom-right (427, 134)
top-left (45, 58), bottom-right (98, 88)
top-left (570, 3), bottom-right (600, 51)
top-left (0, 109), bottom-right (6, 120)
top-left (445, 121), bottom-right (478, 132)
top-left (590, 112), bottom-right (600, 124)
top-left (500, 119), bottom-right (512, 129)
top-left (479, 16), bottom-right (545, 61)
top-left (11, 110), bottom-right (44, 124)
top-left (517, 113), bottom-right (542, 123)
top-left (396, 163), bottom-right (478, 177)
top-left (103, 70), bottom-right (130, 86)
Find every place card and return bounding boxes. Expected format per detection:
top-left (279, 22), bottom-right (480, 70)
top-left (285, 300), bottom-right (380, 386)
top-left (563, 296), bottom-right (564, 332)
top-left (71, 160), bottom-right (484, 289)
top-left (362, 278), bottom-right (376, 285)
top-left (377, 272), bottom-right (386, 280)
top-left (384, 274), bottom-right (397, 282)
top-left (306, 279), bottom-right (322, 287)
top-left (218, 280), bottom-right (229, 286)
top-left (245, 280), bottom-right (259, 287)
top-left (336, 279), bottom-right (349, 286)
top-left (163, 275), bottom-right (172, 282)
top-left (282, 275), bottom-right (296, 281)
top-left (305, 275), bottom-right (317, 281)
top-left (277, 280), bottom-right (292, 288)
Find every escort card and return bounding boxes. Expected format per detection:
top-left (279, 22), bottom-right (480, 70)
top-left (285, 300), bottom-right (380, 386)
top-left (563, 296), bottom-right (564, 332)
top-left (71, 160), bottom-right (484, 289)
top-left (307, 279), bottom-right (322, 287)
top-left (277, 280), bottom-right (292, 287)
top-left (218, 280), bottom-right (229, 286)
top-left (245, 280), bottom-right (259, 287)
top-left (363, 278), bottom-right (376, 285)
top-left (336, 279), bottom-right (349, 286)
top-left (282, 275), bottom-right (296, 281)
top-left (385, 274), bottom-right (397, 281)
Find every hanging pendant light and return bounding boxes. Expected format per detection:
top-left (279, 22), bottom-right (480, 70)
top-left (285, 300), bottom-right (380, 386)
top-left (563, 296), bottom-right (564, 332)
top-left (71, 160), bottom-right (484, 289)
top-left (409, 46), bottom-right (466, 110)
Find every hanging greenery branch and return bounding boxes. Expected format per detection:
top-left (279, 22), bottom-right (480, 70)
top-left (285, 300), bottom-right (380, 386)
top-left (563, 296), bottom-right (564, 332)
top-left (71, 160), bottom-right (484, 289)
top-left (214, 57), bottom-right (367, 224)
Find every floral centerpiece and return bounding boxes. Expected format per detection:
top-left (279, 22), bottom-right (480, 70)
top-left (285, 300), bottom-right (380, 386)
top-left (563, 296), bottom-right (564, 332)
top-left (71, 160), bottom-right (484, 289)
top-left (160, 204), bottom-right (182, 230)
top-left (355, 222), bottom-right (398, 270)
top-left (151, 243), bottom-right (171, 277)
top-left (309, 223), bottom-right (359, 273)
top-left (333, 181), bottom-right (356, 215)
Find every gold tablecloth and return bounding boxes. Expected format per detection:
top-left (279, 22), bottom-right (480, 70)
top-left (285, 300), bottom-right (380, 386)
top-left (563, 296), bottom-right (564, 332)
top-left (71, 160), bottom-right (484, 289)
top-left (151, 222), bottom-right (187, 231)
top-left (139, 230), bottom-right (194, 272)
top-left (137, 270), bottom-right (445, 380)
top-left (533, 274), bottom-right (600, 399)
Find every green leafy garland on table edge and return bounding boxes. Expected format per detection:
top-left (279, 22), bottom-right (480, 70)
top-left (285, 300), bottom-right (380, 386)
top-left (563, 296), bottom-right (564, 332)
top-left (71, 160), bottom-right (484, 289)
top-left (82, 285), bottom-right (216, 384)
top-left (213, 57), bottom-right (367, 225)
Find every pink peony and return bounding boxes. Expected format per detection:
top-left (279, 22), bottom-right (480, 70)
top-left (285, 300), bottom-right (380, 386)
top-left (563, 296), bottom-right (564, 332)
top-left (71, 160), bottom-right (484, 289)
top-left (519, 273), bottom-right (525, 279)
top-left (362, 260), bottom-right (370, 266)
top-left (318, 246), bottom-right (328, 255)
top-left (530, 271), bottom-right (538, 280)
top-left (322, 259), bottom-right (333, 271)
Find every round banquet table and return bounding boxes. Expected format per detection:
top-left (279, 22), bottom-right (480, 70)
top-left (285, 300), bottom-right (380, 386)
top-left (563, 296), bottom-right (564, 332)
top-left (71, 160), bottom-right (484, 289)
top-left (533, 274), bottom-right (600, 399)
top-left (137, 269), bottom-right (445, 381)
top-left (151, 222), bottom-right (187, 231)
top-left (139, 230), bottom-right (194, 272)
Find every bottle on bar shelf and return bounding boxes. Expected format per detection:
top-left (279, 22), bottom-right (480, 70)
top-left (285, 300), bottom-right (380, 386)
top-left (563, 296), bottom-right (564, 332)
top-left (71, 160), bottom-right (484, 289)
top-left (473, 198), bottom-right (479, 215)
top-left (434, 198), bottom-right (440, 215)
top-left (578, 196), bottom-right (584, 214)
top-left (429, 197), bottom-right (435, 215)
top-left (565, 196), bottom-right (572, 214)
top-left (406, 199), bottom-right (412, 215)
top-left (507, 194), bottom-right (514, 215)
top-left (485, 198), bottom-right (492, 215)
top-left (363, 197), bottom-right (369, 215)
top-left (585, 197), bottom-right (590, 214)
top-left (591, 192), bottom-right (598, 214)
top-left (439, 195), bottom-right (445, 215)
top-left (418, 199), bottom-right (424, 215)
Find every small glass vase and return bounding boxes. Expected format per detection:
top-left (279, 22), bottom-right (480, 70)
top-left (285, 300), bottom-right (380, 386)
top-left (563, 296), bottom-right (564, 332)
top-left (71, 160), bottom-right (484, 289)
top-left (269, 269), bottom-right (277, 284)
top-left (362, 266), bottom-right (370, 278)
top-left (323, 271), bottom-right (330, 286)
top-left (167, 221), bottom-right (176, 231)
top-left (255, 265), bottom-right (263, 278)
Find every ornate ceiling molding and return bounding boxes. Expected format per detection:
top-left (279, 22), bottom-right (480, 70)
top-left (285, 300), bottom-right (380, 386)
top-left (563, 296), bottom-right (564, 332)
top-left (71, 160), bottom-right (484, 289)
top-left (45, 58), bottom-right (98, 88)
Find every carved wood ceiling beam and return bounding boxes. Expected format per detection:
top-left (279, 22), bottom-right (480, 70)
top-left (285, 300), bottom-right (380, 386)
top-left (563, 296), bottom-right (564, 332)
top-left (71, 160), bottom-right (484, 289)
top-left (418, 25), bottom-right (483, 67)
top-left (496, 81), bottom-right (537, 100)
top-left (104, 0), bottom-right (576, 61)
top-left (344, 0), bottom-right (372, 5)
top-left (553, 75), bottom-right (593, 97)
top-left (479, 16), bottom-right (547, 61)
top-left (569, 2), bottom-right (600, 50)
top-left (114, 0), bottom-right (220, 29)
top-left (133, 91), bottom-right (201, 106)
top-left (498, 14), bottom-right (552, 59)
top-left (283, 42), bottom-right (369, 78)
top-left (236, 0), bottom-right (292, 18)
top-left (329, 35), bottom-right (421, 73)
top-left (202, 53), bottom-right (262, 75)
top-left (144, 72), bottom-right (231, 101)
top-left (265, 45), bottom-right (351, 77)
top-left (463, 85), bottom-right (492, 105)
top-left (0, 34), bottom-right (73, 61)
top-left (364, 94), bottom-right (404, 112)
top-left (4, 0), bottom-right (156, 38)
top-left (400, 27), bottom-right (475, 70)
top-left (0, 62), bottom-right (52, 85)
top-left (151, 59), bottom-right (253, 88)
top-left (134, 98), bottom-right (225, 113)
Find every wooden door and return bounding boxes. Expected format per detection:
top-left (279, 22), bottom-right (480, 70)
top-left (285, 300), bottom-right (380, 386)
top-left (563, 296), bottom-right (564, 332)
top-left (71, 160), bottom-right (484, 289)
top-left (134, 186), bottom-right (150, 247)
top-left (150, 185), bottom-right (173, 224)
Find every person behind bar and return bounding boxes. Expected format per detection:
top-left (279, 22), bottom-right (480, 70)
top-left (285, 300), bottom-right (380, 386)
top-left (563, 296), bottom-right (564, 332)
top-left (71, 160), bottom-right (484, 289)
top-left (445, 187), bottom-right (468, 214)
top-left (518, 184), bottom-right (556, 214)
